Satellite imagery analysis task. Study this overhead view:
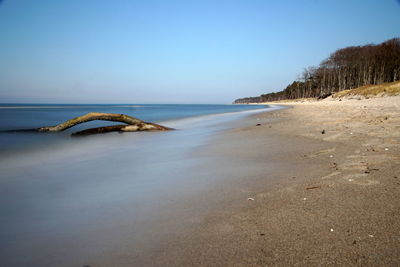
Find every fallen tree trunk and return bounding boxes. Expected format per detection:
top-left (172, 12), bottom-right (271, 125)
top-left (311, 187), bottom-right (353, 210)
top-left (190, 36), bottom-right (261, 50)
top-left (72, 122), bottom-right (171, 136)
top-left (34, 112), bottom-right (172, 135)
top-left (38, 112), bottom-right (147, 132)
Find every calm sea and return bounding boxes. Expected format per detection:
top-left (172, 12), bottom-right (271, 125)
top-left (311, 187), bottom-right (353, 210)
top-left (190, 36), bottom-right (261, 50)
top-left (0, 103), bottom-right (267, 152)
top-left (0, 103), bottom-right (280, 266)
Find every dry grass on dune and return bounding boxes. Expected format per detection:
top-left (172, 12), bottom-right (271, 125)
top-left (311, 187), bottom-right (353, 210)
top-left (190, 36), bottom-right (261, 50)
top-left (261, 81), bottom-right (400, 104)
top-left (266, 98), bottom-right (315, 103)
top-left (333, 80), bottom-right (400, 98)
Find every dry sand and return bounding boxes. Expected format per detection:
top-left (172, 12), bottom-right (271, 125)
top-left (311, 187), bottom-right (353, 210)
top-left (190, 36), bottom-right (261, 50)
top-left (151, 96), bottom-right (400, 266)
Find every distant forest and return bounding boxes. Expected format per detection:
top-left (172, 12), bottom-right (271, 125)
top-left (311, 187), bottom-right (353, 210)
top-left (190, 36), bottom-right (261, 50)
top-left (234, 38), bottom-right (400, 103)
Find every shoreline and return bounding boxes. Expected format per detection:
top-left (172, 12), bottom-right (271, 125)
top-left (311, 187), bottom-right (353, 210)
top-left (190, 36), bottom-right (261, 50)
top-left (149, 95), bottom-right (400, 266)
top-left (0, 105), bottom-right (280, 267)
top-left (1, 97), bottom-right (399, 266)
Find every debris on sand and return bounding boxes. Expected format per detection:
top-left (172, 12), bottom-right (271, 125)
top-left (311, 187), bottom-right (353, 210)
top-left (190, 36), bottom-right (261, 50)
top-left (306, 186), bottom-right (321, 190)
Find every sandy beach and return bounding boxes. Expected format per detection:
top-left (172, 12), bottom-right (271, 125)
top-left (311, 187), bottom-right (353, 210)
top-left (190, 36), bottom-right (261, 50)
top-left (147, 95), bottom-right (400, 266)
top-left (1, 1), bottom-right (399, 266)
top-left (1, 97), bottom-right (399, 266)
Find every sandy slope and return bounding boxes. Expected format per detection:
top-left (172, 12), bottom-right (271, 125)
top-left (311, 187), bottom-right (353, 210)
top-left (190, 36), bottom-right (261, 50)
top-left (153, 95), bottom-right (400, 266)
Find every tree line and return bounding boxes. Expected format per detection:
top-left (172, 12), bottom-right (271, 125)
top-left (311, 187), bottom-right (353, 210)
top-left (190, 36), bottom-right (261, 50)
top-left (234, 38), bottom-right (400, 103)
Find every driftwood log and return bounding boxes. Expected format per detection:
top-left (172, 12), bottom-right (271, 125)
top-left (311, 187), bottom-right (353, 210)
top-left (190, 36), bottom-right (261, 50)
top-left (35, 112), bottom-right (172, 135)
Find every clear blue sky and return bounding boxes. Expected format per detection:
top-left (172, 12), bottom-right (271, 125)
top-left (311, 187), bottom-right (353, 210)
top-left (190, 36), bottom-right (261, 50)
top-left (0, 0), bottom-right (399, 104)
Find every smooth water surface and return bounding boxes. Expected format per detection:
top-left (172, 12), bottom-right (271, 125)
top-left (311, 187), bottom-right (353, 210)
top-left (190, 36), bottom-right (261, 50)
top-left (0, 104), bottom-right (265, 153)
top-left (0, 104), bottom-right (279, 266)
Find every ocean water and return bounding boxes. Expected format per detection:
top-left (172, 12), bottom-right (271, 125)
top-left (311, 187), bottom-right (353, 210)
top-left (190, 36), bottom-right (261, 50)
top-left (0, 103), bottom-right (279, 266)
top-left (0, 104), bottom-right (266, 153)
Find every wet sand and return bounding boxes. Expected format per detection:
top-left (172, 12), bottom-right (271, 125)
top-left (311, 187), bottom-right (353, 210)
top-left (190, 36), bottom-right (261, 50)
top-left (0, 107), bottom-right (281, 267)
top-left (149, 96), bottom-right (400, 266)
top-left (1, 97), bottom-right (399, 266)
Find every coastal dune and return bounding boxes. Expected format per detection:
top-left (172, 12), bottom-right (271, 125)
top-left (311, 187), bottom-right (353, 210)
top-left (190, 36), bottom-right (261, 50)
top-left (151, 95), bottom-right (400, 266)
